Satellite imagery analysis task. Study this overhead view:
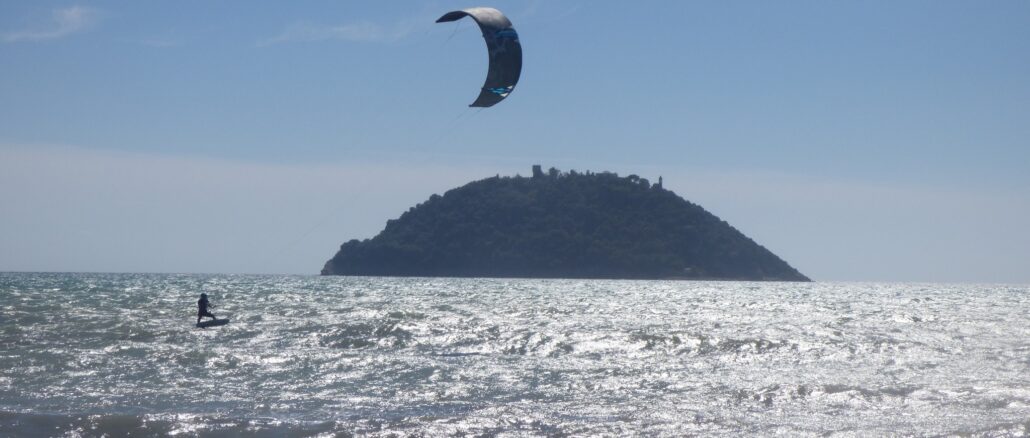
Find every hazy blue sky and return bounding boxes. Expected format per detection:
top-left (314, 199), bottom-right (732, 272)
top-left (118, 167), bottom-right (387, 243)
top-left (2, 1), bottom-right (1028, 282)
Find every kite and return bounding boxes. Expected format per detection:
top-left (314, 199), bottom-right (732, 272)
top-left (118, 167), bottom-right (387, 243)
top-left (436, 7), bottom-right (522, 107)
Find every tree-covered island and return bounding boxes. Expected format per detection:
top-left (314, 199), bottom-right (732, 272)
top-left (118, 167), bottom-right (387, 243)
top-left (322, 166), bottom-right (809, 281)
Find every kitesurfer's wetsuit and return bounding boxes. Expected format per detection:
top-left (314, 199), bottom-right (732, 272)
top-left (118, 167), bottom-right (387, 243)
top-left (197, 295), bottom-right (216, 324)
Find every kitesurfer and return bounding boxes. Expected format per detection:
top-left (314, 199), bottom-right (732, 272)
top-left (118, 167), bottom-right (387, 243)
top-left (197, 293), bottom-right (216, 325)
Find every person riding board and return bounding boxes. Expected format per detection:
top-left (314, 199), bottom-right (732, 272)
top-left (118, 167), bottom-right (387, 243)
top-left (197, 293), bottom-right (216, 325)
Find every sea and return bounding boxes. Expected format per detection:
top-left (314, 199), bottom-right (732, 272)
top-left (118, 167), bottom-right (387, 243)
top-left (1, 273), bottom-right (1029, 437)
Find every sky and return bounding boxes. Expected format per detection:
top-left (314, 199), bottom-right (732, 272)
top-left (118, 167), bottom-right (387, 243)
top-left (1, 1), bottom-right (1028, 282)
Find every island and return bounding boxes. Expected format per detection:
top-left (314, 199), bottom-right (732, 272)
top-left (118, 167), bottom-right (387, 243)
top-left (322, 166), bottom-right (810, 281)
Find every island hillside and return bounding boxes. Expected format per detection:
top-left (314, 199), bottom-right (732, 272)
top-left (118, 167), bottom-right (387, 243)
top-left (322, 166), bottom-right (809, 281)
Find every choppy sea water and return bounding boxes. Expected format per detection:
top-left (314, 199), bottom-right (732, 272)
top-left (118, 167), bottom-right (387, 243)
top-left (1, 273), bottom-right (1029, 437)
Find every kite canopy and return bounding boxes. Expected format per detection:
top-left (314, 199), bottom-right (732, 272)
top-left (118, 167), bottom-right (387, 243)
top-left (436, 7), bottom-right (522, 107)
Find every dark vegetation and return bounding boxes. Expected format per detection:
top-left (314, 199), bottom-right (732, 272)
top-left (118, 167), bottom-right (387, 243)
top-left (322, 167), bottom-right (809, 281)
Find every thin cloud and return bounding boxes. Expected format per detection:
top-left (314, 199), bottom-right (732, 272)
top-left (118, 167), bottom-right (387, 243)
top-left (516, 1), bottom-right (583, 28)
top-left (138, 37), bottom-right (182, 48)
top-left (260, 18), bottom-right (422, 46)
top-left (2, 6), bottom-right (98, 43)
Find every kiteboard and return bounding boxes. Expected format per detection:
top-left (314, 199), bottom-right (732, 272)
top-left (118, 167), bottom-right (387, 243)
top-left (196, 318), bottom-right (229, 328)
